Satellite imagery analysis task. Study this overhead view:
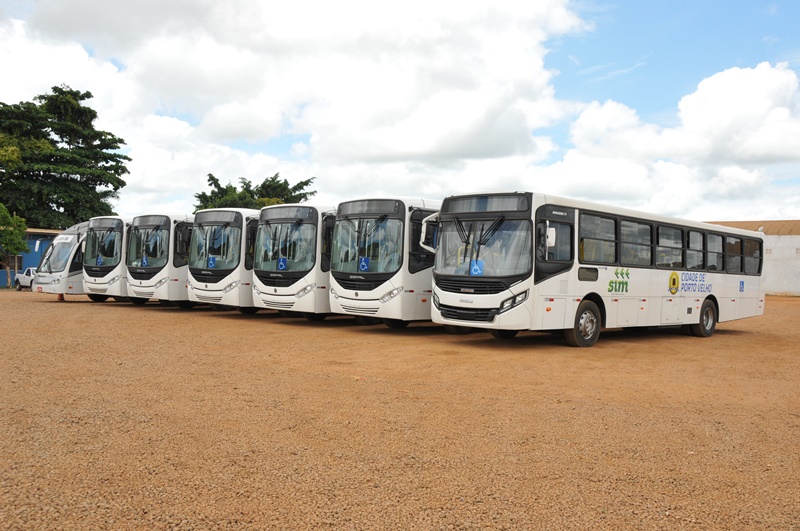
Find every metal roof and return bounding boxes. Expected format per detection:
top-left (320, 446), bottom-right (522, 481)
top-left (709, 220), bottom-right (800, 236)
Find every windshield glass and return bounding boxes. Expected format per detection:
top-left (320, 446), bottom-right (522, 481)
top-left (189, 224), bottom-right (242, 270)
top-left (127, 226), bottom-right (170, 268)
top-left (435, 218), bottom-right (532, 276)
top-left (254, 221), bottom-right (317, 272)
top-left (331, 216), bottom-right (403, 274)
top-left (39, 236), bottom-right (76, 273)
top-left (85, 228), bottom-right (122, 267)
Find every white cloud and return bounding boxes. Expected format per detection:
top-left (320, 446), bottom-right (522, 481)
top-left (2, 2), bottom-right (800, 223)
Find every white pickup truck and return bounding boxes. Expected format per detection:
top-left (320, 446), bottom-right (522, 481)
top-left (15, 267), bottom-right (37, 291)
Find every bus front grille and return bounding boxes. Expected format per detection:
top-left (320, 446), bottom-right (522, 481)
top-left (435, 278), bottom-right (508, 295)
top-left (340, 305), bottom-right (379, 315)
top-left (335, 279), bottom-right (385, 291)
top-left (438, 303), bottom-right (498, 322)
top-left (86, 285), bottom-right (107, 293)
top-left (262, 299), bottom-right (294, 310)
top-left (132, 289), bottom-right (155, 298)
top-left (194, 294), bottom-right (223, 303)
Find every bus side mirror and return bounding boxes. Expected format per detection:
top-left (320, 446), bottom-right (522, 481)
top-left (419, 212), bottom-right (439, 253)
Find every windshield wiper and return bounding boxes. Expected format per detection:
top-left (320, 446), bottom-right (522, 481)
top-left (364, 214), bottom-right (387, 239)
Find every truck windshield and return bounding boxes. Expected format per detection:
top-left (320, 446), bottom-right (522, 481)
top-left (189, 224), bottom-right (241, 270)
top-left (331, 216), bottom-right (403, 274)
top-left (127, 226), bottom-right (170, 268)
top-left (39, 236), bottom-right (76, 273)
top-left (435, 218), bottom-right (532, 276)
top-left (85, 228), bottom-right (122, 267)
top-left (254, 220), bottom-right (317, 273)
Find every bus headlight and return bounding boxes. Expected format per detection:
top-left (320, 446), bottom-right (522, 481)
top-left (380, 286), bottom-right (403, 304)
top-left (253, 285), bottom-right (260, 295)
top-left (296, 284), bottom-right (316, 299)
top-left (222, 280), bottom-right (241, 294)
top-left (499, 291), bottom-right (528, 314)
top-left (330, 287), bottom-right (339, 300)
top-left (154, 277), bottom-right (169, 290)
top-left (109, 275), bottom-right (121, 286)
top-left (432, 292), bottom-right (440, 309)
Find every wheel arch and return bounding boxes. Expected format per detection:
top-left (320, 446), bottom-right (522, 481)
top-left (581, 292), bottom-right (607, 328)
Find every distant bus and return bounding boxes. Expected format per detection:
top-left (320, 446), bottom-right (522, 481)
top-left (187, 208), bottom-right (260, 313)
top-left (126, 213), bottom-right (195, 306)
top-left (329, 197), bottom-right (440, 327)
top-left (33, 221), bottom-right (89, 296)
top-left (83, 216), bottom-right (132, 302)
top-left (252, 203), bottom-right (336, 319)
top-left (424, 191), bottom-right (765, 346)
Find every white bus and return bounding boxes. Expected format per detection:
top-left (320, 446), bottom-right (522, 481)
top-left (252, 203), bottom-right (336, 320)
top-left (329, 197), bottom-right (440, 327)
top-left (83, 216), bottom-right (132, 302)
top-left (33, 221), bottom-right (89, 296)
top-left (424, 192), bottom-right (765, 346)
top-left (126, 213), bottom-right (195, 306)
top-left (187, 207), bottom-right (260, 313)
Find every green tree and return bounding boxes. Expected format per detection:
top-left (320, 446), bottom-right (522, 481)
top-left (0, 85), bottom-right (130, 229)
top-left (0, 203), bottom-right (29, 288)
top-left (194, 172), bottom-right (316, 211)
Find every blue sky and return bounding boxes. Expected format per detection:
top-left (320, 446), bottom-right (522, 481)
top-left (1, 0), bottom-right (800, 221)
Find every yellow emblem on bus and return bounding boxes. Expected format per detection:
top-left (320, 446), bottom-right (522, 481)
top-left (668, 272), bottom-right (680, 295)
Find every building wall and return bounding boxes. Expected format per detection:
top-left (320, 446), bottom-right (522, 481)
top-left (764, 235), bottom-right (800, 296)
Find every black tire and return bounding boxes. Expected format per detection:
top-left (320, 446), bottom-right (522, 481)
top-left (237, 306), bottom-right (259, 315)
top-left (690, 299), bottom-right (717, 338)
top-left (384, 319), bottom-right (410, 329)
top-left (176, 301), bottom-right (197, 310)
top-left (129, 297), bottom-right (148, 305)
top-left (565, 300), bottom-right (601, 347)
top-left (304, 313), bottom-right (327, 321)
top-left (354, 316), bottom-right (382, 325)
top-left (15, 280), bottom-right (22, 291)
top-left (491, 329), bottom-right (518, 339)
top-left (87, 294), bottom-right (109, 302)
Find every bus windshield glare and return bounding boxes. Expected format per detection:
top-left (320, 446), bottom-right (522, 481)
top-left (254, 220), bottom-right (317, 273)
top-left (189, 224), bottom-right (242, 270)
top-left (127, 224), bottom-right (170, 269)
top-left (332, 215), bottom-right (403, 274)
top-left (85, 228), bottom-right (122, 267)
top-left (39, 236), bottom-right (76, 273)
top-left (435, 218), bottom-right (532, 277)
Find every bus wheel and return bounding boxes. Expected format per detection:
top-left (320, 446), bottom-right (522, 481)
top-left (690, 299), bottom-right (717, 338)
top-left (87, 294), bottom-right (109, 302)
top-left (354, 316), bottom-right (382, 325)
top-left (384, 319), bottom-right (409, 329)
top-left (304, 313), bottom-right (327, 321)
top-left (176, 301), bottom-right (196, 309)
top-left (443, 325), bottom-right (472, 335)
top-left (237, 307), bottom-right (259, 315)
top-left (565, 300), bottom-right (601, 347)
top-left (129, 297), bottom-right (148, 305)
top-left (491, 329), bottom-right (518, 339)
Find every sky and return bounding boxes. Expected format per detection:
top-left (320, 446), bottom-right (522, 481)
top-left (1, 0), bottom-right (799, 222)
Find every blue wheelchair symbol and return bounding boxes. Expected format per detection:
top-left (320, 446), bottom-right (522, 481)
top-left (208, 256), bottom-right (216, 268)
top-left (359, 257), bottom-right (370, 271)
top-left (96, 255), bottom-right (103, 266)
top-left (739, 281), bottom-right (745, 292)
top-left (470, 260), bottom-right (484, 276)
top-left (278, 257), bottom-right (287, 271)
top-left (142, 256), bottom-right (149, 267)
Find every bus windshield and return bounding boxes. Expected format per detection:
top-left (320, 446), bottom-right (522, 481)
top-left (435, 218), bottom-right (532, 277)
top-left (85, 228), bottom-right (122, 267)
top-left (127, 226), bottom-right (170, 268)
top-left (189, 224), bottom-right (242, 270)
top-left (39, 236), bottom-right (76, 273)
top-left (254, 221), bottom-right (317, 273)
top-left (332, 216), bottom-right (403, 274)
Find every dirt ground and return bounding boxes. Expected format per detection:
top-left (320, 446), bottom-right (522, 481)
top-left (1, 290), bottom-right (798, 529)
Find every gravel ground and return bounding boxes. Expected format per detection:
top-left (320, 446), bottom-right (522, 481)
top-left (1, 290), bottom-right (799, 529)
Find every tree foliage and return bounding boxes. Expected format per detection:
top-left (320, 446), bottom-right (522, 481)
top-left (0, 202), bottom-right (29, 288)
top-left (0, 85), bottom-right (130, 229)
top-left (194, 172), bottom-right (316, 211)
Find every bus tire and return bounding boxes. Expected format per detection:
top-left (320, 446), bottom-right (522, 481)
top-left (491, 329), bottom-right (518, 339)
top-left (176, 301), bottom-right (196, 309)
top-left (690, 299), bottom-right (717, 338)
top-left (565, 300), bottom-right (601, 347)
top-left (237, 306), bottom-right (259, 315)
top-left (129, 297), bottom-right (148, 305)
top-left (87, 294), bottom-right (109, 302)
top-left (384, 319), bottom-right (409, 329)
top-left (304, 313), bottom-right (327, 321)
top-left (443, 325), bottom-right (472, 335)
